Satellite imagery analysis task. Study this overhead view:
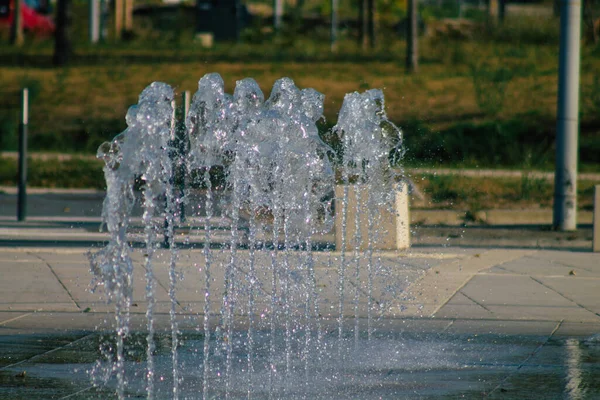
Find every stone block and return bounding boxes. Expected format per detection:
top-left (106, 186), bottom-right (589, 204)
top-left (334, 182), bottom-right (410, 251)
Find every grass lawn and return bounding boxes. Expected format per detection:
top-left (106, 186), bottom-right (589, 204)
top-left (0, 2), bottom-right (599, 178)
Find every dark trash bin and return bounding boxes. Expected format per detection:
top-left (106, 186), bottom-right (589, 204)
top-left (196, 0), bottom-right (250, 42)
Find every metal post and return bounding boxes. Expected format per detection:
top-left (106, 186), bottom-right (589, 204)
top-left (274, 0), bottom-right (283, 32)
top-left (89, 0), bottom-right (100, 43)
top-left (17, 88), bottom-right (29, 222)
top-left (179, 91), bottom-right (190, 222)
top-left (100, 0), bottom-right (109, 41)
top-left (593, 185), bottom-right (600, 252)
top-left (553, 0), bottom-right (582, 231)
top-left (331, 0), bottom-right (338, 52)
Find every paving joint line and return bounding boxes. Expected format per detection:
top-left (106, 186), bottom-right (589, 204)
top-left (460, 291), bottom-right (494, 314)
top-left (441, 319), bottom-right (455, 333)
top-left (486, 320), bottom-right (563, 397)
top-left (30, 252), bottom-right (81, 311)
top-left (0, 332), bottom-right (96, 371)
top-left (0, 312), bottom-right (35, 326)
top-left (530, 255), bottom-right (598, 274)
top-left (58, 386), bottom-right (95, 400)
top-left (428, 262), bottom-right (475, 317)
top-left (429, 249), bottom-right (537, 317)
top-left (529, 276), bottom-right (600, 319)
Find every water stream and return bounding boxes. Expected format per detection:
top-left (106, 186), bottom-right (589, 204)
top-left (89, 73), bottom-right (402, 399)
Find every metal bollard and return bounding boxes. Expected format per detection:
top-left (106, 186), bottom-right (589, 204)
top-left (17, 88), bottom-right (29, 222)
top-left (179, 91), bottom-right (190, 222)
top-left (594, 185), bottom-right (600, 252)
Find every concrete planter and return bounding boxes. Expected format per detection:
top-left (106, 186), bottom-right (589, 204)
top-left (334, 181), bottom-right (410, 251)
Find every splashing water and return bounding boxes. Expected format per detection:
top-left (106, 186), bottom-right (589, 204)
top-left (89, 73), bottom-right (402, 399)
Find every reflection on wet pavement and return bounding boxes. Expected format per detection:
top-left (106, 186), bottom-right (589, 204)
top-left (1, 331), bottom-right (599, 399)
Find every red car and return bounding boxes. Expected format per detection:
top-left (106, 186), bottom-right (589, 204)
top-left (0, 0), bottom-right (55, 35)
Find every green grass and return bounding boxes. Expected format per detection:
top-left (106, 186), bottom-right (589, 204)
top-left (413, 173), bottom-right (598, 211)
top-left (0, 3), bottom-right (599, 175)
top-left (0, 157), bottom-right (105, 189)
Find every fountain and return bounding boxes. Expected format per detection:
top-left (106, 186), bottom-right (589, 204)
top-left (89, 73), bottom-right (403, 399)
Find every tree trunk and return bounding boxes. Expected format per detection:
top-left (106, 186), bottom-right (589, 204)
top-left (367, 0), bottom-right (375, 48)
top-left (406, 0), bottom-right (418, 73)
top-left (331, 0), bottom-right (338, 52)
top-left (10, 0), bottom-right (24, 46)
top-left (358, 0), bottom-right (368, 49)
top-left (53, 0), bottom-right (71, 66)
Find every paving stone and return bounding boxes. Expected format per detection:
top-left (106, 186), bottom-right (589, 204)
top-left (0, 261), bottom-right (78, 312)
top-left (488, 256), bottom-right (598, 277)
top-left (446, 320), bottom-right (559, 336)
top-left (554, 321), bottom-right (600, 337)
top-left (434, 293), bottom-right (495, 319)
top-left (537, 276), bottom-right (600, 315)
top-left (461, 274), bottom-right (578, 307)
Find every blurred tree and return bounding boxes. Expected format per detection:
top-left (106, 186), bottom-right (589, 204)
top-left (584, 0), bottom-right (598, 44)
top-left (10, 0), bottom-right (24, 46)
top-left (367, 0), bottom-right (375, 47)
top-left (406, 0), bottom-right (417, 72)
top-left (53, 0), bottom-right (71, 66)
top-left (358, 0), bottom-right (368, 49)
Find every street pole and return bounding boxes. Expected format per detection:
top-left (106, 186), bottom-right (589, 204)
top-left (179, 91), bottom-right (190, 222)
top-left (274, 0), bottom-right (283, 32)
top-left (553, 0), bottom-right (582, 231)
top-left (17, 88), bottom-right (29, 222)
top-left (89, 0), bottom-right (100, 43)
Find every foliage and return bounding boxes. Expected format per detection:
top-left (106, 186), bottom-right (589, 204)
top-left (402, 115), bottom-right (556, 168)
top-left (469, 62), bottom-right (513, 116)
top-left (478, 15), bottom-right (561, 46)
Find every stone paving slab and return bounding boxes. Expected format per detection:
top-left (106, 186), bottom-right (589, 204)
top-left (0, 247), bottom-right (598, 335)
top-left (536, 277), bottom-right (600, 315)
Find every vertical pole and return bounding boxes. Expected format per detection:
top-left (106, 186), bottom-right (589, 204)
top-left (593, 185), bottom-right (600, 252)
top-left (124, 0), bottom-right (133, 32)
top-left (274, 0), bottom-right (283, 32)
top-left (179, 91), bottom-right (190, 223)
top-left (553, 0), bottom-right (582, 231)
top-left (358, 0), bottom-right (365, 49)
top-left (10, 0), bottom-right (24, 46)
top-left (367, 0), bottom-right (375, 48)
top-left (17, 88), bottom-right (29, 222)
top-left (100, 0), bottom-right (109, 41)
top-left (89, 0), bottom-right (100, 43)
top-left (115, 0), bottom-right (123, 39)
top-left (406, 0), bottom-right (418, 73)
top-left (331, 0), bottom-right (338, 52)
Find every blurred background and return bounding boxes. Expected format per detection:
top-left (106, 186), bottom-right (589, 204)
top-left (0, 0), bottom-right (599, 212)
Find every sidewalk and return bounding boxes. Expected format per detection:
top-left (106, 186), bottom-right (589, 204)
top-left (1, 245), bottom-right (598, 336)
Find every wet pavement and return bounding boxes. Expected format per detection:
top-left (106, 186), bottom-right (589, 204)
top-left (1, 329), bottom-right (600, 399)
top-left (0, 186), bottom-right (599, 399)
top-left (0, 244), bottom-right (598, 398)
